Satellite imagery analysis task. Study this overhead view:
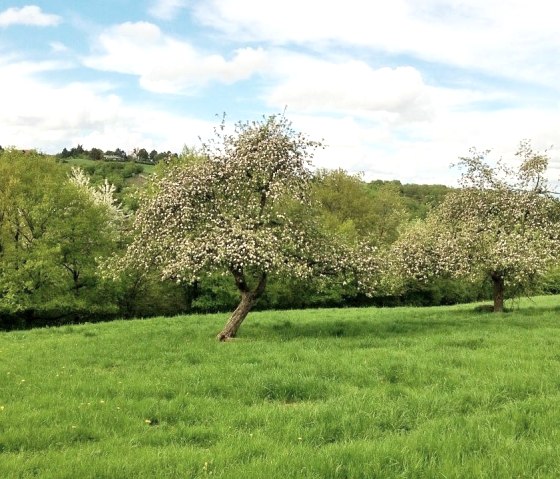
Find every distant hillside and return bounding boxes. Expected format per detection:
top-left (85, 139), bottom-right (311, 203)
top-left (368, 179), bottom-right (452, 218)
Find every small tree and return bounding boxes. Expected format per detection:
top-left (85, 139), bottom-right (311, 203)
top-left (137, 148), bottom-right (149, 162)
top-left (392, 141), bottom-right (560, 312)
top-left (117, 115), bottom-right (379, 339)
top-left (89, 147), bottom-right (103, 161)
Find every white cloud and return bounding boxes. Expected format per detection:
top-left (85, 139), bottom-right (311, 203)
top-left (191, 0), bottom-right (560, 89)
top-left (266, 56), bottom-right (433, 120)
top-left (3, 53), bottom-right (557, 186)
top-left (50, 41), bottom-right (68, 53)
top-left (292, 105), bottom-right (560, 186)
top-left (0, 56), bottom-right (213, 153)
top-left (0, 5), bottom-right (61, 27)
top-left (84, 22), bottom-right (267, 93)
top-left (149, 0), bottom-right (189, 20)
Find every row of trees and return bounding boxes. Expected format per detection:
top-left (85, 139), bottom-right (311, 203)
top-left (2, 117), bottom-right (558, 339)
top-left (57, 145), bottom-right (178, 164)
top-left (115, 117), bottom-right (560, 339)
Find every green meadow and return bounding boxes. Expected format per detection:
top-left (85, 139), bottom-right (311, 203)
top-left (2, 297), bottom-right (560, 478)
top-left (63, 157), bottom-right (156, 174)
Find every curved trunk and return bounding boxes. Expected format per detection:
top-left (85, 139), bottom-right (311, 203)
top-left (491, 272), bottom-right (505, 313)
top-left (217, 291), bottom-right (256, 341)
top-left (217, 271), bottom-right (267, 341)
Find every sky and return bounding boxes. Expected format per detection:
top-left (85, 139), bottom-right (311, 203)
top-left (1, 1), bottom-right (559, 185)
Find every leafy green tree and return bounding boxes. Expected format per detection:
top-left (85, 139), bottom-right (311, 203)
top-left (368, 182), bottom-right (409, 245)
top-left (313, 169), bottom-right (408, 246)
top-left (89, 147), bottom-right (103, 161)
top-left (392, 141), bottom-right (560, 312)
top-left (116, 115), bottom-right (380, 340)
top-left (313, 169), bottom-right (375, 244)
top-left (136, 148), bottom-right (150, 161)
top-left (70, 144), bottom-right (85, 157)
top-left (0, 150), bottom-right (119, 322)
top-left (58, 147), bottom-right (71, 159)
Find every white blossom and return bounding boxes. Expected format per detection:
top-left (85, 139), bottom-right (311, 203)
top-left (392, 141), bottom-right (560, 308)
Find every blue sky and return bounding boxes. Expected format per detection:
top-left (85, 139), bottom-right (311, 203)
top-left (1, 1), bottom-right (559, 184)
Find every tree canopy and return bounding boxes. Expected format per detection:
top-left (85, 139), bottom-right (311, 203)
top-left (117, 115), bottom-right (380, 339)
top-left (392, 141), bottom-right (560, 311)
top-left (0, 150), bottom-right (119, 323)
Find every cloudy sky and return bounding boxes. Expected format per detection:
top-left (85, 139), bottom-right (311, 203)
top-left (1, 1), bottom-right (559, 184)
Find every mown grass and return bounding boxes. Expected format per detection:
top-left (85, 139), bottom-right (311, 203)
top-left (1, 296), bottom-right (560, 478)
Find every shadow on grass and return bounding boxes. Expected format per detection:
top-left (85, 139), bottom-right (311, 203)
top-left (242, 304), bottom-right (560, 341)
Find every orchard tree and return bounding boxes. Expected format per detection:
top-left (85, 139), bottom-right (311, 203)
top-left (117, 115), bottom-right (380, 340)
top-left (392, 141), bottom-right (560, 312)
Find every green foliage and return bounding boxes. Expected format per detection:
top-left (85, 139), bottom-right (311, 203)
top-left (0, 149), bottom-right (119, 326)
top-left (314, 170), bottom-right (409, 246)
top-left (81, 161), bottom-right (144, 191)
top-left (7, 138), bottom-right (558, 326)
top-left (368, 180), bottom-right (451, 219)
top-left (89, 147), bottom-right (103, 161)
top-left (536, 265), bottom-right (560, 295)
top-left (2, 297), bottom-right (560, 477)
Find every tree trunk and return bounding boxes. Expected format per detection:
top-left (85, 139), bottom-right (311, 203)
top-left (491, 272), bottom-right (505, 312)
top-left (181, 280), bottom-right (199, 313)
top-left (217, 291), bottom-right (256, 341)
top-left (217, 271), bottom-right (267, 341)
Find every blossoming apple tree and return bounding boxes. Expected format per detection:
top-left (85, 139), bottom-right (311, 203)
top-left (117, 115), bottom-right (380, 339)
top-left (392, 141), bottom-right (560, 312)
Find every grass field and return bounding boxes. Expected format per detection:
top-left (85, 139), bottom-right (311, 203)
top-left (2, 296), bottom-right (560, 478)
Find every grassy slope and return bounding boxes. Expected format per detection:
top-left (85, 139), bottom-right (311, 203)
top-left (1, 297), bottom-right (560, 478)
top-left (63, 157), bottom-right (156, 174)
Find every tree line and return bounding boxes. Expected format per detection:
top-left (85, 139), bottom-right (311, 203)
top-left (1, 117), bottom-right (558, 336)
top-left (57, 144), bottom-right (179, 164)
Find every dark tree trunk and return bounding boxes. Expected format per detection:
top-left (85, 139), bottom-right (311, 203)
top-left (217, 271), bottom-right (267, 341)
top-left (491, 272), bottom-right (505, 312)
top-left (72, 269), bottom-right (81, 295)
top-left (181, 280), bottom-right (199, 313)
